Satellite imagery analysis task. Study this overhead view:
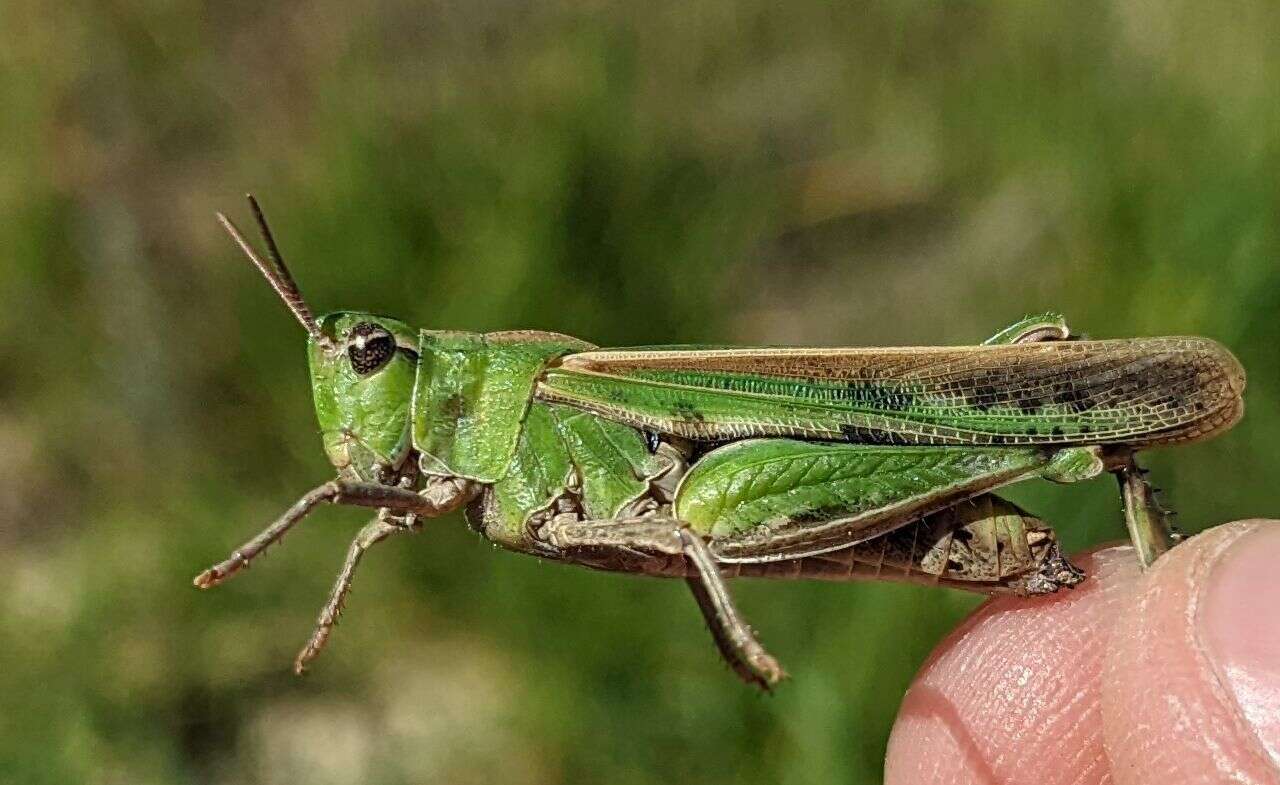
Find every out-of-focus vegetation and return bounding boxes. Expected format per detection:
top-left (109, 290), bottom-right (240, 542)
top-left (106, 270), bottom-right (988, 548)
top-left (1, 1), bottom-right (1278, 783)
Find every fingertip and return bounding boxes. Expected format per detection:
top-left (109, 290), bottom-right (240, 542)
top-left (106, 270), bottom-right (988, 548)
top-left (1102, 520), bottom-right (1280, 785)
top-left (886, 547), bottom-right (1142, 785)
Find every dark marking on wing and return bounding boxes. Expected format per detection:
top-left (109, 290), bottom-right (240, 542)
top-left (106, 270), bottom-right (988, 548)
top-left (671, 401), bottom-right (707, 424)
top-left (839, 424), bottom-right (908, 445)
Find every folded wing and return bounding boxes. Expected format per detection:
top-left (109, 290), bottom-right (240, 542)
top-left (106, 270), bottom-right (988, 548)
top-left (536, 337), bottom-right (1244, 447)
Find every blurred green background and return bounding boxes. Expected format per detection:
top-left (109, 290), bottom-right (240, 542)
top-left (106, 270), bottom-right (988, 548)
top-left (2, 1), bottom-right (1278, 783)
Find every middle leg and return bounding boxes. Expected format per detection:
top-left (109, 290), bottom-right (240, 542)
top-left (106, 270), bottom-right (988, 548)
top-left (545, 516), bottom-right (787, 691)
top-left (294, 510), bottom-right (413, 673)
top-left (195, 476), bottom-right (473, 588)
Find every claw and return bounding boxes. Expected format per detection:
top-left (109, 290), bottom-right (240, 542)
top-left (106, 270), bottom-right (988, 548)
top-left (746, 651), bottom-right (789, 691)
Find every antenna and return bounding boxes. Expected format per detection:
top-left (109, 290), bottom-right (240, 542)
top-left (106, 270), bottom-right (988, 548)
top-left (217, 195), bottom-right (330, 347)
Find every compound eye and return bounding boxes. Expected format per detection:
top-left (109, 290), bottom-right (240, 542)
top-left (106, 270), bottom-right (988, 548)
top-left (346, 322), bottom-right (396, 375)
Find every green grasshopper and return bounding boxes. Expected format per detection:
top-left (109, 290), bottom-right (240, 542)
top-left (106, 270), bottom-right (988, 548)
top-left (195, 196), bottom-right (1246, 689)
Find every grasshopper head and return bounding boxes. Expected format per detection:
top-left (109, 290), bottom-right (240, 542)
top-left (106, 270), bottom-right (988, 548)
top-left (217, 196), bottom-right (420, 481)
top-left (308, 312), bottom-right (419, 479)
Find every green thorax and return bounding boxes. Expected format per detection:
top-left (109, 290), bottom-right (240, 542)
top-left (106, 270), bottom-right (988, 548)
top-left (411, 330), bottom-right (665, 536)
top-left (411, 330), bottom-right (593, 482)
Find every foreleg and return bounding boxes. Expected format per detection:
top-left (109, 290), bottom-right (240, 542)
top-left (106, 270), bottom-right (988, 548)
top-left (194, 476), bottom-right (473, 588)
top-left (293, 513), bottom-right (407, 673)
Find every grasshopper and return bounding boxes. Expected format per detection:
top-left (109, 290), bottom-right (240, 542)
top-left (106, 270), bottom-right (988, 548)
top-left (195, 196), bottom-right (1246, 689)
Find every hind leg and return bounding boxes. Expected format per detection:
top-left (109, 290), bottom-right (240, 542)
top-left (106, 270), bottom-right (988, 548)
top-left (983, 313), bottom-right (1072, 345)
top-left (1113, 455), bottom-right (1178, 568)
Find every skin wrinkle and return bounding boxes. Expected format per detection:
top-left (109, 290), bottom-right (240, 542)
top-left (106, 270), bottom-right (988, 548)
top-left (1071, 758), bottom-right (1111, 785)
top-left (1065, 704), bottom-right (1110, 785)
top-left (893, 683), bottom-right (1002, 785)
